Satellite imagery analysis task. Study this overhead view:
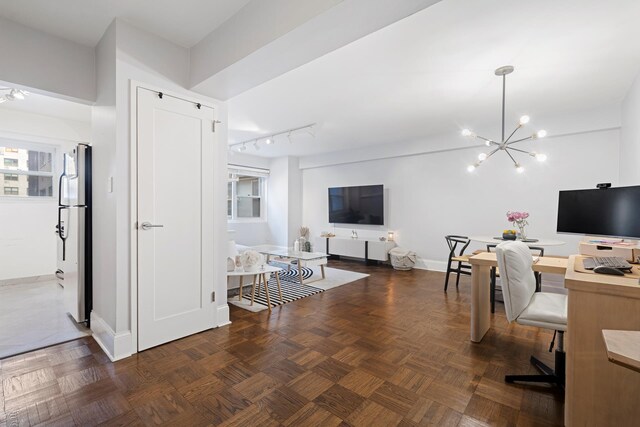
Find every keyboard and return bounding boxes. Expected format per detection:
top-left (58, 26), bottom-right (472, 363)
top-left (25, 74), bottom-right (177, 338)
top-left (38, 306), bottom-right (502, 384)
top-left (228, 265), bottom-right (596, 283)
top-left (583, 256), bottom-right (633, 271)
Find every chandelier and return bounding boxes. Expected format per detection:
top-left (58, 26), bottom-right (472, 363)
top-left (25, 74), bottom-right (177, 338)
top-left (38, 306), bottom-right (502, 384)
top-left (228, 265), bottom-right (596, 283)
top-left (463, 66), bottom-right (547, 173)
top-left (0, 87), bottom-right (28, 104)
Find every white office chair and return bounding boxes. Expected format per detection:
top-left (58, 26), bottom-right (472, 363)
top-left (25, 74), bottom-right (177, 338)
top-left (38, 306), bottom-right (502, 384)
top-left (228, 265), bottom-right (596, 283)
top-left (495, 241), bottom-right (567, 387)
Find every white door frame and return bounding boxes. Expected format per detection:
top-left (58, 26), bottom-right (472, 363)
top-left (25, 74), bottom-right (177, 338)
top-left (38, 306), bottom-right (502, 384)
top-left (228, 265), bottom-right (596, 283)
top-left (129, 80), bottom-right (227, 353)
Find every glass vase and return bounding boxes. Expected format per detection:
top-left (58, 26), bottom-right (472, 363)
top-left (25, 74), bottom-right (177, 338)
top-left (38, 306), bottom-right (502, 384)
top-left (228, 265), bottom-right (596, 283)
top-left (517, 223), bottom-right (527, 240)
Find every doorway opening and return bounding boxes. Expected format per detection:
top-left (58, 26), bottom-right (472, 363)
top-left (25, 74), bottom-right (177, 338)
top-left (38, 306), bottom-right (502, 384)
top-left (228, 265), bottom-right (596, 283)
top-left (0, 84), bottom-right (92, 359)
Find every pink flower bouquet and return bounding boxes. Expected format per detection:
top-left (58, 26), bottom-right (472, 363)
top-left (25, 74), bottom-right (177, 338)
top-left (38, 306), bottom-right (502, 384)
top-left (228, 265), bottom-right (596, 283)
top-left (506, 211), bottom-right (529, 239)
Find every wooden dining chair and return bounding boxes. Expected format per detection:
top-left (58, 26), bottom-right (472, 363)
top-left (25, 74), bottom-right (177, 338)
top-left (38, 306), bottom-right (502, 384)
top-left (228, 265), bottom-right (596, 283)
top-left (444, 235), bottom-right (473, 291)
top-left (487, 243), bottom-right (545, 313)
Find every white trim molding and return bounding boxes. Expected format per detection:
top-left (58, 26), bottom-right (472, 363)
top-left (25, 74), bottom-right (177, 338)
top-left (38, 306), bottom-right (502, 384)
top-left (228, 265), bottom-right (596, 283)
top-left (90, 311), bottom-right (133, 361)
top-left (217, 303), bottom-right (231, 327)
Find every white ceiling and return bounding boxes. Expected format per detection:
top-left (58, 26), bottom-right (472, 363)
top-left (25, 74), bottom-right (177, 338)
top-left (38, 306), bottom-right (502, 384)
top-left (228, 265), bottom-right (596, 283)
top-left (0, 0), bottom-right (251, 47)
top-left (0, 89), bottom-right (91, 123)
top-left (228, 0), bottom-right (640, 158)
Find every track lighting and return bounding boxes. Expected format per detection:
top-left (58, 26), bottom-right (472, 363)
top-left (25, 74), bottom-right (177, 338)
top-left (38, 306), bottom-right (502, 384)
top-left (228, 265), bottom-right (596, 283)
top-left (0, 87), bottom-right (28, 103)
top-left (228, 123), bottom-right (315, 152)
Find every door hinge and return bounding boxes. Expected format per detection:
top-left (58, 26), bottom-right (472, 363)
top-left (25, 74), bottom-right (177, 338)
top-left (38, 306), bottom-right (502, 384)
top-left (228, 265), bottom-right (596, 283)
top-left (211, 291), bottom-right (216, 302)
top-left (212, 120), bottom-right (222, 132)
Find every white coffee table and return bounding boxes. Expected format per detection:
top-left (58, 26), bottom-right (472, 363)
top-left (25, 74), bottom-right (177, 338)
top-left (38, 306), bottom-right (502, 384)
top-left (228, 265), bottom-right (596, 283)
top-left (251, 245), bottom-right (328, 284)
top-left (226, 265), bottom-right (283, 311)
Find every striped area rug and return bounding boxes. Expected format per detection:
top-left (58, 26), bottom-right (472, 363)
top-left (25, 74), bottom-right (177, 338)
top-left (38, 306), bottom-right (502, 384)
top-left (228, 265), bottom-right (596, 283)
top-left (245, 265), bottom-right (324, 308)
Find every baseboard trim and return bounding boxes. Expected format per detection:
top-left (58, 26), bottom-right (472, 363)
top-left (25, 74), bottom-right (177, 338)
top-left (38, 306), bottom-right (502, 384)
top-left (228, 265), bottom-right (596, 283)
top-left (414, 258), bottom-right (448, 272)
top-left (90, 312), bottom-right (133, 361)
top-left (217, 304), bottom-right (230, 326)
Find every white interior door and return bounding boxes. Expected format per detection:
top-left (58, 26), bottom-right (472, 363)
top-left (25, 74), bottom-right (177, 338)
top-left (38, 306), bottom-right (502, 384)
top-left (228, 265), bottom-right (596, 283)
top-left (137, 88), bottom-right (215, 351)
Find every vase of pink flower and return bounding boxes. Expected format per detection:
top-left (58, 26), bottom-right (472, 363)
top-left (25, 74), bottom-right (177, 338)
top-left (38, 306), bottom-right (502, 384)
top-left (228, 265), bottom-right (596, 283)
top-left (506, 211), bottom-right (530, 240)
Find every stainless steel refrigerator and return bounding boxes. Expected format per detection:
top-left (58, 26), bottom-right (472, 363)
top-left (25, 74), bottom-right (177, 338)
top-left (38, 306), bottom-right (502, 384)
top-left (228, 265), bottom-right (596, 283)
top-left (56, 144), bottom-right (92, 325)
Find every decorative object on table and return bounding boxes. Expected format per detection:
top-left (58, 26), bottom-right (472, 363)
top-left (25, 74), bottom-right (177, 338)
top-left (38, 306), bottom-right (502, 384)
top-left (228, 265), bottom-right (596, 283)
top-left (379, 237), bottom-right (387, 241)
top-left (239, 250), bottom-right (263, 272)
top-left (502, 229), bottom-right (517, 240)
top-left (227, 240), bottom-right (239, 272)
top-left (299, 226), bottom-right (310, 239)
top-left (507, 211), bottom-right (530, 240)
top-left (387, 231), bottom-right (395, 241)
top-left (462, 66), bottom-right (547, 174)
top-left (304, 241), bottom-right (311, 252)
top-left (293, 239), bottom-right (300, 251)
top-left (351, 230), bottom-right (358, 239)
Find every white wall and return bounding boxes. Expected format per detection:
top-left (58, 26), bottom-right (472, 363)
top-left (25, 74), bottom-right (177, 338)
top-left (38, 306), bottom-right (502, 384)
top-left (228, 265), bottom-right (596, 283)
top-left (0, 109), bottom-right (90, 281)
top-left (0, 16), bottom-right (95, 103)
top-left (620, 70), bottom-right (640, 185)
top-left (302, 108), bottom-right (621, 270)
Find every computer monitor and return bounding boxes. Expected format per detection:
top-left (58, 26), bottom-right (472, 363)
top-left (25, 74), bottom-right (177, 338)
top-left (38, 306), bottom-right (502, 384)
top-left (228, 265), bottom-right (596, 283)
top-left (557, 185), bottom-right (640, 239)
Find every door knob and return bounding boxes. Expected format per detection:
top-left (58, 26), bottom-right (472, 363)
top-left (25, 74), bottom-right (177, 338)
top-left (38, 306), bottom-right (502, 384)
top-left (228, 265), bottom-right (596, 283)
top-left (140, 222), bottom-right (164, 230)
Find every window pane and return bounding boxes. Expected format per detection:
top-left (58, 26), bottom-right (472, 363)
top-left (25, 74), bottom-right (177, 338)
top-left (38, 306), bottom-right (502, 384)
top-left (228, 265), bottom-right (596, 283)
top-left (237, 197), bottom-right (261, 218)
top-left (227, 200), bottom-right (232, 217)
top-left (3, 173), bottom-right (18, 181)
top-left (237, 177), bottom-right (260, 197)
top-left (1, 176), bottom-right (53, 197)
top-left (0, 147), bottom-right (52, 172)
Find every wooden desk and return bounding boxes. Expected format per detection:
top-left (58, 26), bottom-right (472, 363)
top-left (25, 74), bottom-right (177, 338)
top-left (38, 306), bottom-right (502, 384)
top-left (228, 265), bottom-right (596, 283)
top-left (564, 256), bottom-right (640, 426)
top-left (468, 252), bottom-right (568, 342)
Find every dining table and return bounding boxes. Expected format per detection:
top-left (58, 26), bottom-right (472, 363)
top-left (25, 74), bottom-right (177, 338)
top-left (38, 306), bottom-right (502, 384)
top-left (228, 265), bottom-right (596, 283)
top-left (469, 235), bottom-right (566, 247)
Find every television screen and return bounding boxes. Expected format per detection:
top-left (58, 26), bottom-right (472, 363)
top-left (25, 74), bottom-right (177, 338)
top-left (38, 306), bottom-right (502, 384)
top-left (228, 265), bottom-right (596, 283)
top-left (328, 185), bottom-right (384, 225)
top-left (557, 186), bottom-right (640, 238)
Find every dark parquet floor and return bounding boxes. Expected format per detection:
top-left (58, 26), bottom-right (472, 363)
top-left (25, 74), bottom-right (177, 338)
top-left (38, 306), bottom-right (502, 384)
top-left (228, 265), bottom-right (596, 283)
top-left (0, 260), bottom-right (563, 426)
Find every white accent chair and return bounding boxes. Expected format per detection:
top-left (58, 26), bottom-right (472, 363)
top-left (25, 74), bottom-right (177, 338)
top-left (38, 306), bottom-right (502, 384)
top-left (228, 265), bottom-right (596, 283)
top-left (495, 241), bottom-right (567, 387)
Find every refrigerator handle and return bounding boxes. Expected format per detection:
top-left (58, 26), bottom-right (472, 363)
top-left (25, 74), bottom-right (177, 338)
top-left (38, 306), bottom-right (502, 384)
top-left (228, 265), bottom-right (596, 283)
top-left (58, 153), bottom-right (69, 208)
top-left (57, 206), bottom-right (68, 261)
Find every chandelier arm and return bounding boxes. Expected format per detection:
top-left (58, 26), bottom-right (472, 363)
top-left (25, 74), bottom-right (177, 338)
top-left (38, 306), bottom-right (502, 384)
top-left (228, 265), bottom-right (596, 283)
top-left (475, 135), bottom-right (496, 145)
top-left (506, 135), bottom-right (534, 145)
top-left (485, 147), bottom-right (501, 159)
top-left (505, 149), bottom-right (519, 166)
top-left (503, 125), bottom-right (521, 144)
top-left (508, 147), bottom-right (533, 155)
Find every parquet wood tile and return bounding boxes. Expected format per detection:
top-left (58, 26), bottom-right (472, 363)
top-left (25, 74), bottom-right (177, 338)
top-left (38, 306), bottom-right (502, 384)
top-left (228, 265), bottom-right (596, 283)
top-left (0, 260), bottom-right (564, 426)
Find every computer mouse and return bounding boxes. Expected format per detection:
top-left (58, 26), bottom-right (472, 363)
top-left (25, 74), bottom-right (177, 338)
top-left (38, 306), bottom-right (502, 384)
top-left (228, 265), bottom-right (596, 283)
top-left (593, 266), bottom-right (625, 276)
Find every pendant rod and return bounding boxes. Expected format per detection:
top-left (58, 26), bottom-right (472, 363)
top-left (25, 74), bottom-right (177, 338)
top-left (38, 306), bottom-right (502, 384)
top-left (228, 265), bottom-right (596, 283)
top-left (501, 74), bottom-right (506, 143)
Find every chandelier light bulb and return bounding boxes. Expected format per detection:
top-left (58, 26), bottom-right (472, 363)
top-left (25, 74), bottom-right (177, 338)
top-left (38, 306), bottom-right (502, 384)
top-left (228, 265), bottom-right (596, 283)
top-left (238, 144), bottom-right (246, 152)
top-left (515, 164), bottom-right (524, 173)
top-left (535, 153), bottom-right (547, 162)
top-left (461, 129), bottom-right (472, 137)
top-left (536, 129), bottom-right (547, 138)
top-left (0, 97), bottom-right (6, 104)
top-left (485, 141), bottom-right (491, 146)
top-left (13, 90), bottom-right (25, 100)
top-left (467, 164), bottom-right (477, 172)
top-left (265, 138), bottom-right (273, 145)
top-left (519, 115), bottom-right (530, 125)
top-left (478, 153), bottom-right (487, 161)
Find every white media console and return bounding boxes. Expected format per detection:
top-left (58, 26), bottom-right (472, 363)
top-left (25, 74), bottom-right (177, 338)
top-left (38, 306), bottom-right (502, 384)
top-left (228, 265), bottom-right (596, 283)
top-left (314, 236), bottom-right (396, 264)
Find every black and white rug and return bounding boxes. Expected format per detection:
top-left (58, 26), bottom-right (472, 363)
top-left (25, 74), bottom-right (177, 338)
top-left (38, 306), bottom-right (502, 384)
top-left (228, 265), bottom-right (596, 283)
top-left (228, 264), bottom-right (369, 312)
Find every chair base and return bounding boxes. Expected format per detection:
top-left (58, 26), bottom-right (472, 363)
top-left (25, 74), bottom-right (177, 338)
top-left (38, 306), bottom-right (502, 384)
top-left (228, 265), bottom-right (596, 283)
top-left (505, 353), bottom-right (565, 388)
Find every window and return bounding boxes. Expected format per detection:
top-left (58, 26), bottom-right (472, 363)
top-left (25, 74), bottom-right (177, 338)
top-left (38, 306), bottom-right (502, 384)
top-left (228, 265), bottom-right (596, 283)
top-left (0, 143), bottom-right (55, 198)
top-left (227, 165), bottom-right (269, 221)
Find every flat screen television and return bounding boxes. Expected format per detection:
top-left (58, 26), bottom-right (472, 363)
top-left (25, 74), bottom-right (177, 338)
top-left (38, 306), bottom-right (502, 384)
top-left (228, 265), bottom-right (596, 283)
top-left (557, 185), bottom-right (640, 239)
top-left (328, 185), bottom-right (384, 225)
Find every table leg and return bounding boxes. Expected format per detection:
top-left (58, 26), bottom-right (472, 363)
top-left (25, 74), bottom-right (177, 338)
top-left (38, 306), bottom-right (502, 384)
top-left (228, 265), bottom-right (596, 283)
top-left (321, 264), bottom-right (326, 279)
top-left (471, 264), bottom-right (491, 342)
top-left (262, 273), bottom-right (272, 311)
top-left (238, 275), bottom-right (244, 301)
top-left (275, 272), bottom-right (283, 303)
top-left (250, 274), bottom-right (257, 306)
top-left (298, 262), bottom-right (305, 285)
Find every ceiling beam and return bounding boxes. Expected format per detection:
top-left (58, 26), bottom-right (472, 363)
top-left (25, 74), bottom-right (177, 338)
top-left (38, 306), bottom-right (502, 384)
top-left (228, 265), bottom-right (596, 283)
top-left (189, 0), bottom-right (442, 100)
